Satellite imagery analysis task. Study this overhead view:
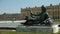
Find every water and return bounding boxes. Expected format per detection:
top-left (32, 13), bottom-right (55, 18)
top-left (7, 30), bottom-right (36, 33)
top-left (0, 21), bottom-right (26, 28)
top-left (0, 22), bottom-right (20, 28)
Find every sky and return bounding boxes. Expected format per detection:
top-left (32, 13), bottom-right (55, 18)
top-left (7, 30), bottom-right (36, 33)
top-left (0, 0), bottom-right (60, 14)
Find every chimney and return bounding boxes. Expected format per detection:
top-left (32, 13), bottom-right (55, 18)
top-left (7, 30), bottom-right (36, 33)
top-left (21, 8), bottom-right (22, 10)
top-left (35, 6), bottom-right (37, 8)
top-left (29, 7), bottom-right (30, 9)
top-left (50, 4), bottom-right (52, 6)
top-left (26, 7), bottom-right (27, 9)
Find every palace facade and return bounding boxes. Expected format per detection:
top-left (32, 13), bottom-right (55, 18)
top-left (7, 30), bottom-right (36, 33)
top-left (20, 3), bottom-right (60, 20)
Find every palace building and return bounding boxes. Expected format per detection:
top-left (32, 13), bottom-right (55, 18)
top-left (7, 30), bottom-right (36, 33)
top-left (20, 3), bottom-right (60, 20)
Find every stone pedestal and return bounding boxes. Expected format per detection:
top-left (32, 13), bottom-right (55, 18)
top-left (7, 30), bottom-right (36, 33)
top-left (16, 24), bottom-right (59, 33)
top-left (16, 26), bottom-right (52, 32)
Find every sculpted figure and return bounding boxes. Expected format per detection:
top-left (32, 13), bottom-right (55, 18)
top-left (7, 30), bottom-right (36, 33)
top-left (22, 5), bottom-right (52, 26)
top-left (31, 5), bottom-right (49, 24)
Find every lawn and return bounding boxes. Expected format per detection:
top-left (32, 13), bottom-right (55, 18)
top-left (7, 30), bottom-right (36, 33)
top-left (55, 20), bottom-right (60, 22)
top-left (0, 30), bottom-right (60, 34)
top-left (0, 31), bottom-right (59, 34)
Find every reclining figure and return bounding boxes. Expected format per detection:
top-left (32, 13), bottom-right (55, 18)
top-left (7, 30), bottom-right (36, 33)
top-left (21, 5), bottom-right (53, 26)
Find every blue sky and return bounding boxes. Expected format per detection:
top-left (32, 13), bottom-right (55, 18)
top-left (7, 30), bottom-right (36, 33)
top-left (0, 0), bottom-right (60, 14)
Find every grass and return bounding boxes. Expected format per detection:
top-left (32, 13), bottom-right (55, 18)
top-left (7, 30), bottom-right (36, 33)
top-left (1, 30), bottom-right (60, 34)
top-left (55, 20), bottom-right (60, 22)
top-left (0, 31), bottom-right (59, 34)
top-left (0, 31), bottom-right (53, 34)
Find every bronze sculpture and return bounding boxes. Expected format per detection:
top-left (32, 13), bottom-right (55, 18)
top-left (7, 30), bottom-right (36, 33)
top-left (21, 5), bottom-right (53, 26)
